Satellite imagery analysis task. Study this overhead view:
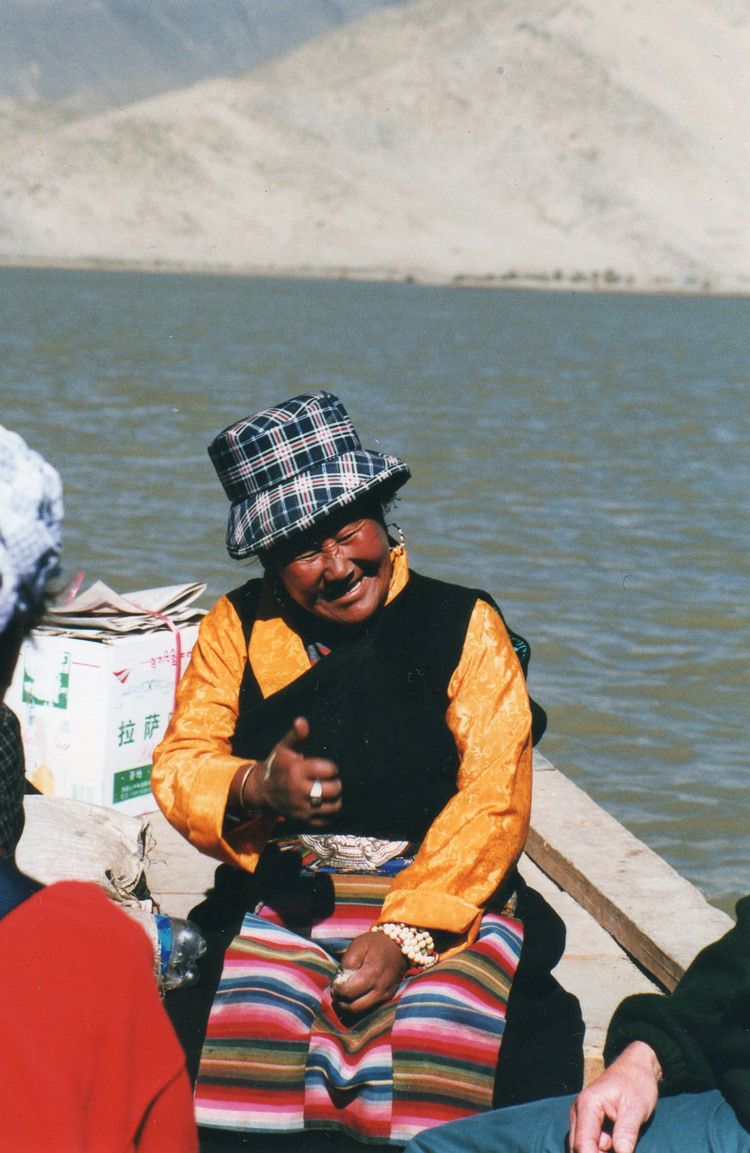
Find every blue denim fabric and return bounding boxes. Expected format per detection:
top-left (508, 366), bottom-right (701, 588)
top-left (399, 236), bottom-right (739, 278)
top-left (406, 1090), bottom-right (750, 1153)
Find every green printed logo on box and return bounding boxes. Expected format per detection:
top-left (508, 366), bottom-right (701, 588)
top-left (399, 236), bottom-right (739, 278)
top-left (113, 764), bottom-right (152, 804)
top-left (22, 652), bottom-right (71, 709)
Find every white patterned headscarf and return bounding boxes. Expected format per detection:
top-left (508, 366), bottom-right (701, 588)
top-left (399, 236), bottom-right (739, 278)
top-left (0, 427), bottom-right (63, 635)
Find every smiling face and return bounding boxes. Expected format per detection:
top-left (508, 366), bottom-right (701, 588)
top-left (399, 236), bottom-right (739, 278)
top-left (271, 506), bottom-right (392, 626)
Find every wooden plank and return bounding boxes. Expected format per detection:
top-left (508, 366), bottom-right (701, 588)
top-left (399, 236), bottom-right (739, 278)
top-left (520, 856), bottom-right (659, 1084)
top-left (528, 752), bottom-right (733, 990)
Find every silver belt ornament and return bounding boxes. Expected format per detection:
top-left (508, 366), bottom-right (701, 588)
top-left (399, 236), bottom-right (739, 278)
top-left (298, 834), bottom-right (410, 872)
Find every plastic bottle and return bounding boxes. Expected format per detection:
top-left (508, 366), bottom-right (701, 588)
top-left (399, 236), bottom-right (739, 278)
top-left (153, 914), bottom-right (207, 991)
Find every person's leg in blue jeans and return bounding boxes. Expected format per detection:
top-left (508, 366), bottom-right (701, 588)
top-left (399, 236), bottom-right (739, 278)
top-left (406, 1095), bottom-right (572, 1153)
top-left (405, 1090), bottom-right (750, 1153)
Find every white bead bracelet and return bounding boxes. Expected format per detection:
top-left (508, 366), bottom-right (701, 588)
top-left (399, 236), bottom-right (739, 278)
top-left (371, 921), bottom-right (438, 968)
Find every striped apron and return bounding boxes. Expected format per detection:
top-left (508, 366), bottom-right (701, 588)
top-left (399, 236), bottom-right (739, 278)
top-left (194, 853), bottom-right (523, 1145)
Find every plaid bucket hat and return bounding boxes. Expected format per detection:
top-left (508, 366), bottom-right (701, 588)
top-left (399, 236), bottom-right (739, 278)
top-left (208, 392), bottom-right (410, 557)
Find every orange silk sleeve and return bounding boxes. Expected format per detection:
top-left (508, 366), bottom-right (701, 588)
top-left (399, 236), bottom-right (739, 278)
top-left (377, 598), bottom-right (532, 945)
top-left (151, 595), bottom-right (276, 871)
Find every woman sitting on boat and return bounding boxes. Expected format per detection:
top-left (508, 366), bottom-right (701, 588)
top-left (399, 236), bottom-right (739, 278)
top-left (153, 390), bottom-right (577, 1144)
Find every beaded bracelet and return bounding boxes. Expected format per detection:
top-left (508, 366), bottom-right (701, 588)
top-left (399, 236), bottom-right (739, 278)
top-left (371, 922), bottom-right (438, 968)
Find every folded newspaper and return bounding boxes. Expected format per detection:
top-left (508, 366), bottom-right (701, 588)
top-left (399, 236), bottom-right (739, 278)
top-left (37, 581), bottom-right (207, 639)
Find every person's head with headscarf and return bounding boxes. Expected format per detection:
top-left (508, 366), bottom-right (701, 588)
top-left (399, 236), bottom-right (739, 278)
top-left (0, 427), bottom-right (63, 860)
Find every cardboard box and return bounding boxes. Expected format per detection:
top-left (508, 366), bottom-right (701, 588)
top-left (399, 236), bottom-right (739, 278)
top-left (5, 626), bottom-right (198, 816)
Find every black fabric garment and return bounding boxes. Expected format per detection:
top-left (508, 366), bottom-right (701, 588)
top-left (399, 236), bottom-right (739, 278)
top-left (493, 879), bottom-right (585, 1106)
top-left (231, 572), bottom-right (479, 841)
top-left (0, 704), bottom-right (26, 859)
top-left (0, 706), bottom-right (43, 921)
top-left (164, 863), bottom-right (259, 1086)
top-left (229, 570), bottom-right (544, 841)
top-left (0, 859), bottom-right (42, 922)
top-left (229, 573), bottom-right (546, 753)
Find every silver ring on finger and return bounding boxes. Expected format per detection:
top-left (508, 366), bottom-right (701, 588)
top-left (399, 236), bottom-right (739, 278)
top-left (309, 779), bottom-right (323, 808)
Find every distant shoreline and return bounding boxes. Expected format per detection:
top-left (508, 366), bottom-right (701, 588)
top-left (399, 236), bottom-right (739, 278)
top-left (0, 254), bottom-right (746, 298)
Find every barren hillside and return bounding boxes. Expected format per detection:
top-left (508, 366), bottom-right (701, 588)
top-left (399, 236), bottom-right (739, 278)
top-left (0, 0), bottom-right (406, 108)
top-left (2, 0), bottom-right (748, 290)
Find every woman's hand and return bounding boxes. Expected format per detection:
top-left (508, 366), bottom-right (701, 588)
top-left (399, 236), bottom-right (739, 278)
top-left (241, 716), bottom-right (342, 828)
top-left (569, 1041), bottom-right (662, 1153)
top-left (331, 931), bottom-right (408, 1017)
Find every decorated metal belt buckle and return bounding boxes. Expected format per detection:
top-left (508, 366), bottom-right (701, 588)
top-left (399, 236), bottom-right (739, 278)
top-left (298, 833), bottom-right (411, 872)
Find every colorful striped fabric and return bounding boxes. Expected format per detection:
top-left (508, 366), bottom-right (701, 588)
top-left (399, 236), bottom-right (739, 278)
top-left (194, 870), bottom-right (524, 1145)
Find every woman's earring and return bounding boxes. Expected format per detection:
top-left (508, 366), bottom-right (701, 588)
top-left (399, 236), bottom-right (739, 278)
top-left (388, 523), bottom-right (406, 550)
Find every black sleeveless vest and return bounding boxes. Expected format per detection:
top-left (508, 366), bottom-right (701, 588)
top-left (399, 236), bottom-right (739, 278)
top-left (229, 570), bottom-right (545, 842)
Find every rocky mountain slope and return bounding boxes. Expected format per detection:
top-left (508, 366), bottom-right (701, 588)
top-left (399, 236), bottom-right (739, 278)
top-left (2, 0), bottom-right (748, 289)
top-left (0, 0), bottom-right (406, 108)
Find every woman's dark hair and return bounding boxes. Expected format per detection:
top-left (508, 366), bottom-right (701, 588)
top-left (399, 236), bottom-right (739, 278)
top-left (3, 582), bottom-right (54, 642)
top-left (0, 581), bottom-right (56, 708)
top-left (0, 573), bottom-right (56, 678)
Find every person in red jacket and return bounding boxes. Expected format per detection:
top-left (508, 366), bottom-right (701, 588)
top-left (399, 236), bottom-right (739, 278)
top-left (0, 424), bottom-right (198, 1153)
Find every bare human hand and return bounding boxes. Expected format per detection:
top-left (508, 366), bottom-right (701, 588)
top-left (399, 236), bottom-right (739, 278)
top-left (238, 717), bottom-right (342, 828)
top-left (331, 931), bottom-right (408, 1017)
top-left (569, 1041), bottom-right (662, 1153)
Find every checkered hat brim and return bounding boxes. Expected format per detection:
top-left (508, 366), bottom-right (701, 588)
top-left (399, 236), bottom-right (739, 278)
top-left (209, 392), bottom-right (410, 557)
top-left (227, 449), bottom-right (409, 557)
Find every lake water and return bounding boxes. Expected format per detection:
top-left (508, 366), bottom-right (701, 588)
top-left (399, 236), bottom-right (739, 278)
top-left (2, 267), bottom-right (748, 915)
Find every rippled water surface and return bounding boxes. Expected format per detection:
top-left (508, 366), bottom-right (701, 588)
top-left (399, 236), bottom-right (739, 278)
top-left (3, 268), bottom-right (748, 914)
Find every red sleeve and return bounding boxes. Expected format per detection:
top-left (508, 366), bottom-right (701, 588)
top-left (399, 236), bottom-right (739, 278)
top-left (0, 881), bottom-right (197, 1153)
